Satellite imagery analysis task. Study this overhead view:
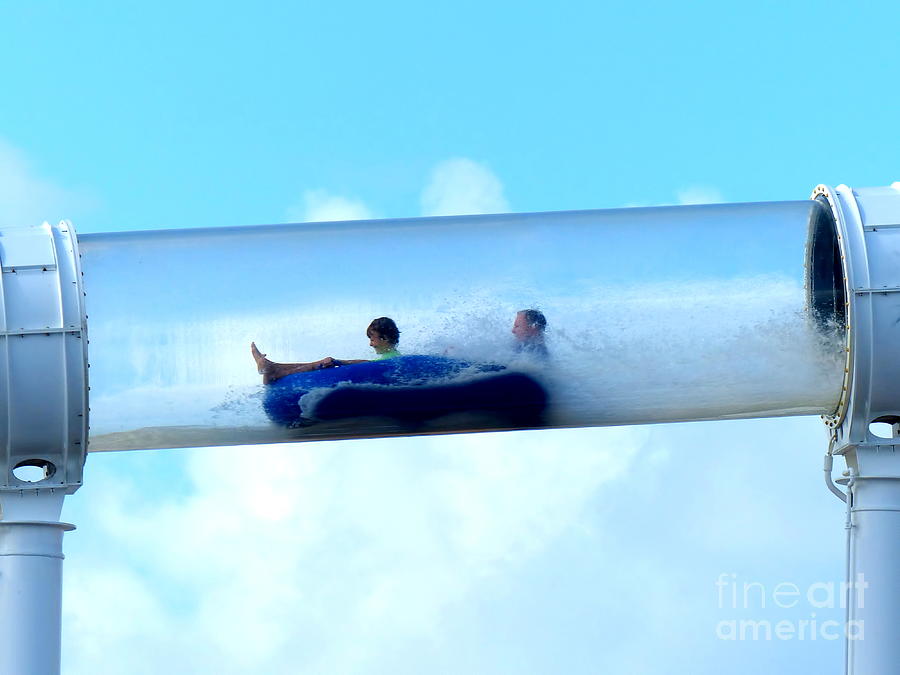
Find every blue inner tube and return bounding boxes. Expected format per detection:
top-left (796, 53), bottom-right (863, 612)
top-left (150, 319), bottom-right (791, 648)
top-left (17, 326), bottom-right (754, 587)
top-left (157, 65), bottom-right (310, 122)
top-left (262, 355), bottom-right (544, 427)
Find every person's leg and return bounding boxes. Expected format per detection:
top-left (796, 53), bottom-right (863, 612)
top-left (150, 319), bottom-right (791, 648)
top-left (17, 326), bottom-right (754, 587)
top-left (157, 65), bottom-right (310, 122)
top-left (251, 342), bottom-right (331, 384)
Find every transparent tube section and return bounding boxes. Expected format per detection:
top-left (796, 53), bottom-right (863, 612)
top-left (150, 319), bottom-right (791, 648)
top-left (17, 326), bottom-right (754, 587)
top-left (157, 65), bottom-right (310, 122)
top-left (79, 201), bottom-right (844, 451)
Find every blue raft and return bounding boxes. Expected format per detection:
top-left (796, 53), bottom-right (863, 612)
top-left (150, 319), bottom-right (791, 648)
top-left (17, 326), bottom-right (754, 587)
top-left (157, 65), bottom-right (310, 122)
top-left (262, 355), bottom-right (547, 428)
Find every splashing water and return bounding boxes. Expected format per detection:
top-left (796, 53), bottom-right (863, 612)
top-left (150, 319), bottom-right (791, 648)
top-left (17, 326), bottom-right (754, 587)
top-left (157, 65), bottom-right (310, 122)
top-left (86, 275), bottom-right (843, 451)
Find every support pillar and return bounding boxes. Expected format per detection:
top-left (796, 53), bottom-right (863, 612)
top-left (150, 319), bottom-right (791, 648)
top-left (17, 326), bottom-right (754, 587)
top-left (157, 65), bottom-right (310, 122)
top-left (0, 491), bottom-right (73, 675)
top-left (843, 449), bottom-right (900, 674)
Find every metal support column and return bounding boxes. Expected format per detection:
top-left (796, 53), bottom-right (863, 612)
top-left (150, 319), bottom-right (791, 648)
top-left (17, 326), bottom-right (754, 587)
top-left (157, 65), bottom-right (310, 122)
top-left (0, 492), bottom-right (73, 675)
top-left (839, 447), bottom-right (900, 673)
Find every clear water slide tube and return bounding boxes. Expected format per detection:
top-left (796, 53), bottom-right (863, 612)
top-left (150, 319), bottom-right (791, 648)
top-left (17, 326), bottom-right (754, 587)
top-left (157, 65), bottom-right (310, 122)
top-left (79, 199), bottom-right (845, 452)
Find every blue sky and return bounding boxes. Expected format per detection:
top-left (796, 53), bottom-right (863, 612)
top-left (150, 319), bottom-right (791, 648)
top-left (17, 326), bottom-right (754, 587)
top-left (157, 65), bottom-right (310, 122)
top-left (1, 1), bottom-right (898, 673)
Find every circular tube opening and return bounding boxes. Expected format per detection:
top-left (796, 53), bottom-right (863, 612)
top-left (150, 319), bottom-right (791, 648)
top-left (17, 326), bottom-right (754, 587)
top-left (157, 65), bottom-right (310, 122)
top-left (807, 196), bottom-right (847, 331)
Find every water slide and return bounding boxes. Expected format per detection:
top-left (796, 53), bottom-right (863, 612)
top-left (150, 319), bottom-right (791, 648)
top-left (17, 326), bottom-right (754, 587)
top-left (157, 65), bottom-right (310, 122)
top-left (77, 198), bottom-right (844, 451)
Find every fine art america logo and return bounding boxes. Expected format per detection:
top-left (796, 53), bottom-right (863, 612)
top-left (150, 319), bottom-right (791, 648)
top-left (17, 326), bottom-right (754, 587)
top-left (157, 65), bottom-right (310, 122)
top-left (715, 573), bottom-right (866, 641)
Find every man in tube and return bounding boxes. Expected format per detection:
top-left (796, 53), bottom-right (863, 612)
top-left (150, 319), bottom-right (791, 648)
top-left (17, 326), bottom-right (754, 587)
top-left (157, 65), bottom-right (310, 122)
top-left (251, 317), bottom-right (401, 384)
top-left (511, 309), bottom-right (549, 361)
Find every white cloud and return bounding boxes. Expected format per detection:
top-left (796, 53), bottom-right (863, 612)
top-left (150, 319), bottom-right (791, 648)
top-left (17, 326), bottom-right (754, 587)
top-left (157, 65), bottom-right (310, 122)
top-left (63, 415), bottom-right (847, 674)
top-left (63, 566), bottom-right (173, 674)
top-left (63, 427), bottom-right (642, 674)
top-left (286, 158), bottom-right (508, 224)
top-left (0, 138), bottom-right (96, 227)
top-left (620, 185), bottom-right (724, 209)
top-left (286, 189), bottom-right (373, 223)
top-left (420, 158), bottom-right (509, 216)
top-left (676, 185), bottom-right (724, 205)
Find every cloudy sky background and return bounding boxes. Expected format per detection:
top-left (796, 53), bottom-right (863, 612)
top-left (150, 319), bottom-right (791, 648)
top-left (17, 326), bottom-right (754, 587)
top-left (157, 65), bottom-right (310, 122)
top-left (2, 2), bottom-right (899, 673)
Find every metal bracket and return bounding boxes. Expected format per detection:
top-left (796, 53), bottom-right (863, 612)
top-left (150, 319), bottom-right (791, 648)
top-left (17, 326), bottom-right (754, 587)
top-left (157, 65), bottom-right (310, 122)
top-left (0, 222), bottom-right (88, 496)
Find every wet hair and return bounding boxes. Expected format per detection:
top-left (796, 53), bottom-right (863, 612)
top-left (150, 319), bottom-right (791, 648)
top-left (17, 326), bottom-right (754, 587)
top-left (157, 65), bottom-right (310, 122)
top-left (519, 309), bottom-right (547, 332)
top-left (367, 317), bottom-right (400, 345)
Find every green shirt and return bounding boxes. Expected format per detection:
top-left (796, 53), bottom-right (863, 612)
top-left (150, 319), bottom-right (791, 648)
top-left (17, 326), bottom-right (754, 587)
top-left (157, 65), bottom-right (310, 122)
top-left (376, 349), bottom-right (401, 360)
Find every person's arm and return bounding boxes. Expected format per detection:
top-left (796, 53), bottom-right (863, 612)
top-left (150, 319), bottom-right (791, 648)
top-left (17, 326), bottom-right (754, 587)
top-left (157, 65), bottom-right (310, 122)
top-left (293, 358), bottom-right (337, 371)
top-left (330, 358), bottom-right (369, 366)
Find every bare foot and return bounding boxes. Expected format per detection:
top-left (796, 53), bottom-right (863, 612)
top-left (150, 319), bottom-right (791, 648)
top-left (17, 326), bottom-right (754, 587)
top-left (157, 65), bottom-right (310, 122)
top-left (251, 342), bottom-right (281, 384)
top-left (251, 342), bottom-right (269, 372)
